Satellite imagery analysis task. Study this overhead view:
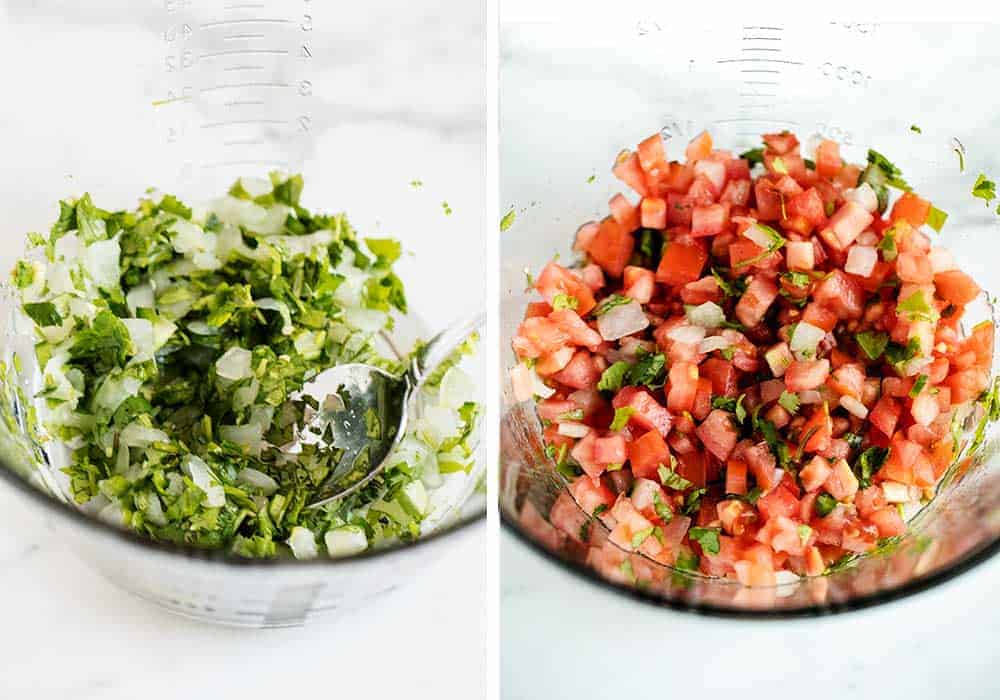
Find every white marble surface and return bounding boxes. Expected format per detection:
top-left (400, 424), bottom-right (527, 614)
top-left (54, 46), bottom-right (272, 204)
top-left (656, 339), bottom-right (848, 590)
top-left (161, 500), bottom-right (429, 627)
top-left (502, 530), bottom-right (1000, 699)
top-left (0, 2), bottom-right (485, 698)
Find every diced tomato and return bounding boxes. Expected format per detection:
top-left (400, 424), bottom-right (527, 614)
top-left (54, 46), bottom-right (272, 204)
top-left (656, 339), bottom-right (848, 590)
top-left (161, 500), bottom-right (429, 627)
top-left (787, 188), bottom-right (827, 228)
top-left (691, 203), bottom-right (729, 237)
top-left (785, 359), bottom-right (831, 392)
top-left (685, 131), bottom-right (713, 161)
top-left (692, 377), bottom-right (713, 421)
top-left (693, 159), bottom-right (727, 196)
top-left (869, 506), bottom-right (906, 537)
top-left (701, 358), bottom-right (738, 396)
top-left (754, 180), bottom-right (783, 221)
top-left (628, 430), bottom-right (670, 481)
top-left (725, 459), bottom-right (748, 495)
top-left (667, 362), bottom-right (699, 413)
top-left (585, 218), bottom-right (635, 278)
top-left (821, 201), bottom-right (873, 250)
top-left (637, 132), bottom-right (667, 173)
top-left (786, 240), bottom-right (815, 271)
top-left (513, 316), bottom-right (570, 358)
top-left (802, 303), bottom-right (837, 333)
top-left (534, 262), bottom-right (597, 316)
top-left (827, 363), bottom-right (865, 399)
top-left (869, 396), bottom-right (901, 438)
top-left (519, 501), bottom-right (565, 551)
top-left (800, 456), bottom-right (833, 493)
top-left (613, 386), bottom-right (673, 437)
top-left (569, 475), bottom-right (616, 518)
top-left (800, 403), bottom-right (832, 453)
top-left (593, 434), bottom-right (627, 466)
top-left (815, 139), bottom-right (842, 178)
top-left (945, 367), bottom-right (991, 404)
top-left (622, 266), bottom-right (655, 305)
top-left (757, 485), bottom-right (800, 522)
top-left (734, 275), bottom-right (778, 328)
top-left (823, 458), bottom-right (859, 502)
top-left (640, 197), bottom-right (667, 229)
top-left (549, 310), bottom-right (602, 349)
top-left (890, 192), bottom-right (931, 228)
top-left (813, 270), bottom-right (865, 319)
top-left (934, 270), bottom-right (981, 306)
top-left (696, 409), bottom-right (740, 462)
top-left (656, 239), bottom-right (707, 286)
top-left (680, 276), bottom-right (722, 305)
top-left (720, 179), bottom-right (751, 206)
top-left (553, 351), bottom-right (601, 389)
top-left (897, 251), bottom-right (933, 284)
top-left (612, 150), bottom-right (650, 197)
top-left (744, 442), bottom-right (778, 491)
top-left (570, 432), bottom-right (602, 479)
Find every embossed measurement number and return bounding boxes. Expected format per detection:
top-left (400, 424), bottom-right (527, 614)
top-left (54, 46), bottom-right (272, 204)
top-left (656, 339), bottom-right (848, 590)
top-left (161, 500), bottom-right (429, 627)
top-left (163, 23), bottom-right (192, 43)
top-left (820, 62), bottom-right (871, 87)
top-left (816, 123), bottom-right (854, 146)
top-left (165, 50), bottom-right (196, 72)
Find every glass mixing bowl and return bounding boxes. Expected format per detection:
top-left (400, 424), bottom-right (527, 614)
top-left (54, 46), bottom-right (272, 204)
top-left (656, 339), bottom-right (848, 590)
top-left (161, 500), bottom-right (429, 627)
top-left (500, 20), bottom-right (1000, 615)
top-left (0, 0), bottom-right (485, 627)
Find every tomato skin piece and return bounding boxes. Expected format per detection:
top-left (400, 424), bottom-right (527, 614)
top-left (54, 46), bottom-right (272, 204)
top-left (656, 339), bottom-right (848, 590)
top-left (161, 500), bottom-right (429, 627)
top-left (744, 441), bottom-right (779, 491)
top-left (585, 218), bottom-right (635, 278)
top-left (800, 402), bottom-right (833, 454)
top-left (701, 358), bottom-right (738, 396)
top-left (821, 201), bottom-right (874, 250)
top-left (757, 484), bottom-right (800, 522)
top-left (692, 377), bottom-right (713, 421)
top-left (945, 367), bottom-right (991, 404)
top-left (680, 276), bottom-right (722, 305)
top-left (569, 475), bottom-right (616, 518)
top-left (609, 193), bottom-right (640, 233)
top-left (534, 262), bottom-right (597, 316)
top-left (690, 203), bottom-right (730, 237)
top-left (725, 459), bottom-right (748, 495)
top-left (628, 430), bottom-right (670, 481)
top-left (869, 396), bottom-right (901, 438)
top-left (802, 302), bottom-right (837, 333)
top-left (787, 187), bottom-right (828, 228)
top-left (667, 362), bottom-right (700, 413)
top-left (640, 197), bottom-right (667, 229)
top-left (523, 301), bottom-right (551, 320)
top-left (513, 316), bottom-right (570, 359)
top-left (612, 150), bottom-right (650, 197)
top-left (890, 191), bottom-right (931, 228)
top-left (754, 180), bottom-right (783, 221)
top-left (696, 409), bottom-right (740, 462)
top-left (666, 193), bottom-right (694, 226)
top-left (593, 434), bottom-right (628, 466)
top-left (934, 269), bottom-right (981, 306)
top-left (548, 309), bottom-right (603, 350)
top-left (815, 139), bottom-right (842, 178)
top-left (813, 270), bottom-right (865, 319)
top-left (869, 506), bottom-right (906, 537)
top-left (656, 239), bottom-right (708, 286)
top-left (720, 179), bottom-right (751, 206)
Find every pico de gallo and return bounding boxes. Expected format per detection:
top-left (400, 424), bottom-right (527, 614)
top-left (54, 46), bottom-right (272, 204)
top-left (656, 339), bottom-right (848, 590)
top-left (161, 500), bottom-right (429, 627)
top-left (510, 129), bottom-right (996, 586)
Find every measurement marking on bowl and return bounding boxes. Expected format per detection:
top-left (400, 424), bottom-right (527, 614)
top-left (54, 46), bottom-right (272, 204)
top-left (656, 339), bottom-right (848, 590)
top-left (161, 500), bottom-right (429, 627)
top-left (200, 18), bottom-right (292, 29)
top-left (201, 118), bottom-right (289, 129)
top-left (224, 64), bottom-right (266, 72)
top-left (224, 2), bottom-right (266, 9)
top-left (715, 117), bottom-right (798, 126)
top-left (200, 82), bottom-right (291, 94)
top-left (200, 49), bottom-right (290, 60)
top-left (741, 47), bottom-right (781, 53)
top-left (740, 69), bottom-right (781, 74)
top-left (744, 80), bottom-right (779, 86)
top-left (223, 33), bottom-right (266, 41)
top-left (200, 159), bottom-right (290, 170)
top-left (223, 138), bottom-right (268, 146)
top-left (743, 25), bottom-right (783, 31)
top-left (224, 99), bottom-right (266, 107)
top-left (718, 58), bottom-right (803, 66)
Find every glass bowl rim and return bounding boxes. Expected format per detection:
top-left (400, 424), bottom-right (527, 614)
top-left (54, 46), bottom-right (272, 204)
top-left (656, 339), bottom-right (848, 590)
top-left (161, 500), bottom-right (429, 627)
top-left (501, 507), bottom-right (1000, 619)
top-left (0, 452), bottom-right (485, 570)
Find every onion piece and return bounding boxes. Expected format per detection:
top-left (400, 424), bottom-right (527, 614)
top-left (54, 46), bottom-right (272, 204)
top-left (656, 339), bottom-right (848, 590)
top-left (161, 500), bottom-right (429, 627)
top-left (287, 526), bottom-right (319, 560)
top-left (743, 223), bottom-right (775, 249)
top-left (325, 526), bottom-right (368, 558)
top-left (686, 301), bottom-right (726, 329)
top-left (765, 343), bottom-right (794, 378)
top-left (789, 322), bottom-right (825, 360)
top-left (215, 346), bottom-right (253, 381)
top-left (845, 245), bottom-right (877, 278)
top-left (844, 183), bottom-right (878, 213)
top-left (237, 467), bottom-right (280, 495)
top-left (839, 395), bottom-right (869, 419)
top-left (557, 422), bottom-right (590, 438)
top-left (928, 247), bottom-right (957, 273)
top-left (799, 390), bottom-right (823, 405)
top-left (597, 300), bottom-right (649, 341)
top-left (881, 481), bottom-right (912, 504)
top-left (699, 335), bottom-right (732, 354)
top-left (509, 363), bottom-right (554, 401)
top-left (667, 324), bottom-right (706, 345)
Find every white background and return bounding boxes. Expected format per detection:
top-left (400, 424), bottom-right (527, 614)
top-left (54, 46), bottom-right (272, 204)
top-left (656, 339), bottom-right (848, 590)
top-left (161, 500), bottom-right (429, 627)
top-left (0, 1), bottom-right (485, 698)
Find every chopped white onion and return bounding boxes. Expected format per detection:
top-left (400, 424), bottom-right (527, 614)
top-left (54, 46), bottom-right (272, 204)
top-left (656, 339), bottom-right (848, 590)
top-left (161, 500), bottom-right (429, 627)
top-left (287, 526), bottom-right (319, 560)
top-left (928, 247), bottom-right (957, 273)
top-left (845, 245), bottom-right (877, 278)
top-left (856, 231), bottom-right (879, 247)
top-left (325, 526), bottom-right (368, 558)
top-left (667, 324), bottom-right (707, 345)
top-left (220, 423), bottom-right (265, 456)
top-left (509, 363), bottom-right (554, 401)
top-left (764, 343), bottom-right (794, 377)
top-left (686, 301), bottom-right (725, 329)
top-left (699, 335), bottom-right (732, 354)
top-left (215, 346), bottom-right (253, 380)
top-left (85, 235), bottom-right (122, 291)
top-left (881, 481), bottom-right (912, 504)
top-left (789, 322), bottom-right (824, 359)
top-left (237, 467), bottom-right (279, 495)
top-left (774, 570), bottom-right (801, 597)
top-left (903, 356), bottom-right (932, 377)
top-left (557, 422), bottom-right (590, 438)
top-left (839, 395), bottom-right (869, 419)
top-left (255, 297), bottom-right (294, 335)
top-left (181, 455), bottom-right (226, 508)
top-left (439, 367), bottom-right (476, 409)
top-left (845, 183), bottom-right (878, 213)
top-left (799, 390), bottom-right (823, 405)
top-left (597, 300), bottom-right (649, 341)
top-left (122, 318), bottom-right (155, 360)
top-left (119, 422), bottom-right (169, 448)
top-left (743, 223), bottom-right (775, 249)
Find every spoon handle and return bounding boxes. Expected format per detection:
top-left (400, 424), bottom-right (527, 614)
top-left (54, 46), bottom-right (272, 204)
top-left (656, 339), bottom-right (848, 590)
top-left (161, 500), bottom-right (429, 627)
top-left (408, 310), bottom-right (486, 389)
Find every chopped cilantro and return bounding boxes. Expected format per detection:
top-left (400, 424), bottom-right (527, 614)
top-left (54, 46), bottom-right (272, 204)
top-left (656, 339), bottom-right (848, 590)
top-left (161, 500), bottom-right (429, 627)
top-left (592, 294), bottom-right (633, 317)
top-left (778, 390), bottom-right (801, 415)
top-left (652, 491), bottom-right (673, 523)
top-left (609, 406), bottom-right (635, 431)
top-left (556, 408), bottom-right (585, 421)
top-left (815, 492), bottom-right (838, 517)
top-left (866, 149), bottom-right (911, 191)
top-left (740, 148), bottom-right (764, 166)
top-left (500, 208), bottom-right (516, 232)
top-left (910, 124), bottom-right (922, 134)
top-left (658, 463), bottom-right (692, 491)
top-left (711, 267), bottom-right (747, 298)
top-left (797, 524), bottom-right (813, 545)
top-left (734, 224), bottom-right (785, 269)
top-left (744, 487), bottom-right (762, 505)
top-left (551, 293), bottom-right (579, 311)
top-left (884, 338), bottom-right (921, 367)
top-left (631, 526), bottom-right (655, 548)
top-left (712, 393), bottom-right (747, 424)
top-left (878, 227), bottom-right (898, 261)
top-left (626, 350), bottom-right (667, 389)
top-left (688, 526), bottom-right (721, 555)
top-left (856, 331), bottom-right (890, 361)
top-left (597, 361), bottom-right (630, 392)
top-left (782, 271), bottom-right (812, 288)
top-left (592, 503), bottom-right (609, 517)
top-left (771, 157), bottom-right (788, 175)
top-left (441, 201), bottom-right (453, 215)
top-left (681, 488), bottom-right (707, 516)
top-left (586, 174), bottom-right (597, 184)
top-left (854, 446), bottom-right (890, 489)
top-left (804, 158), bottom-right (816, 170)
top-left (23, 302), bottom-right (62, 327)
top-left (910, 374), bottom-right (928, 397)
top-left (973, 173), bottom-right (996, 207)
top-left (897, 290), bottom-right (936, 322)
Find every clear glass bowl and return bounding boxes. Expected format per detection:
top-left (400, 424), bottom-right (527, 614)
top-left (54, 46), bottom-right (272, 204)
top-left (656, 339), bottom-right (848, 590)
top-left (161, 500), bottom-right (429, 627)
top-left (500, 20), bottom-right (1000, 615)
top-left (0, 0), bottom-right (485, 627)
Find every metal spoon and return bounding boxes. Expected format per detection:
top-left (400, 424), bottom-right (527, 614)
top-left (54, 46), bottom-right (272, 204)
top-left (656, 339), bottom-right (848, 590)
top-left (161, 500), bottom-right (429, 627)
top-left (295, 311), bottom-right (484, 509)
